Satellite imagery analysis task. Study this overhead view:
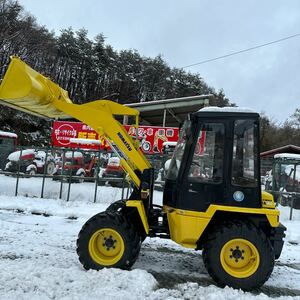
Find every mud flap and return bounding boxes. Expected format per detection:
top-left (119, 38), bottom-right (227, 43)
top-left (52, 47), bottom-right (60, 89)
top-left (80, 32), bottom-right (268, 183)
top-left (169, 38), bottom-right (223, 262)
top-left (270, 222), bottom-right (286, 259)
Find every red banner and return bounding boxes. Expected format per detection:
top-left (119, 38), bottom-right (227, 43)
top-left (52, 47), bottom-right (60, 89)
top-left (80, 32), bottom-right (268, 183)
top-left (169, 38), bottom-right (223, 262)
top-left (51, 121), bottom-right (179, 154)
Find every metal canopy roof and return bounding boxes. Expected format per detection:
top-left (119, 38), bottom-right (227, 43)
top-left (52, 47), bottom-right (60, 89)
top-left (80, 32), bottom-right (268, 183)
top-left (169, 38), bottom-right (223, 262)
top-left (126, 95), bottom-right (212, 127)
top-left (260, 145), bottom-right (300, 158)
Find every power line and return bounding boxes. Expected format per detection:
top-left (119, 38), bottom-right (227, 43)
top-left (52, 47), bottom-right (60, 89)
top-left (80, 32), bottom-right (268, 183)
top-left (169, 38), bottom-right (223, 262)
top-left (182, 33), bottom-right (300, 69)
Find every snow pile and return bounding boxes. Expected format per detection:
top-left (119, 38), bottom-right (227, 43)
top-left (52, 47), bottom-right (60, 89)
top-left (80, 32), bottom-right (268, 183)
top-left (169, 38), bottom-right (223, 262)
top-left (0, 130), bottom-right (17, 138)
top-left (148, 283), bottom-right (274, 300)
top-left (70, 138), bottom-right (101, 145)
top-left (0, 174), bottom-right (299, 299)
top-left (65, 151), bottom-right (83, 159)
top-left (107, 156), bottom-right (120, 166)
top-left (8, 149), bottom-right (35, 161)
top-left (278, 204), bottom-right (300, 245)
top-left (199, 106), bottom-right (257, 113)
top-left (0, 174), bottom-right (124, 204)
top-left (1, 266), bottom-right (156, 300)
top-left (275, 153), bottom-right (300, 160)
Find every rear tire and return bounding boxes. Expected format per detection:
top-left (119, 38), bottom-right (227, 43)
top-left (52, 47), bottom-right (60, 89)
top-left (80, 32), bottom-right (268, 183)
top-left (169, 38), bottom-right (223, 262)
top-left (202, 220), bottom-right (274, 291)
top-left (46, 162), bottom-right (55, 175)
top-left (76, 211), bottom-right (140, 270)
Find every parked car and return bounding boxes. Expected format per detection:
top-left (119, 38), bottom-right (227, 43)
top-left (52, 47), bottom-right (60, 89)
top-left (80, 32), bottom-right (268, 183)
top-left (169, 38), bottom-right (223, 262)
top-left (5, 149), bottom-right (55, 175)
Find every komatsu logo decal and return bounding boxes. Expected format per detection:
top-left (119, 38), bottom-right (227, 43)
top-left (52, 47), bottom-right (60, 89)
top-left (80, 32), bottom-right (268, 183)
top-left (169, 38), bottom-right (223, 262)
top-left (117, 132), bottom-right (132, 151)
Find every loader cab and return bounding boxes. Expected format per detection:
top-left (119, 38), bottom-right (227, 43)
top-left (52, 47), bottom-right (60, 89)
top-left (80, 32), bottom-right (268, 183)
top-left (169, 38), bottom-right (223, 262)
top-left (163, 107), bottom-right (261, 212)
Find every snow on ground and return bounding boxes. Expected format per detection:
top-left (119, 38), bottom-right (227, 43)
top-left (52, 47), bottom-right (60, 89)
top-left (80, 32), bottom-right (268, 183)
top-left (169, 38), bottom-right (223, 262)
top-left (0, 174), bottom-right (300, 299)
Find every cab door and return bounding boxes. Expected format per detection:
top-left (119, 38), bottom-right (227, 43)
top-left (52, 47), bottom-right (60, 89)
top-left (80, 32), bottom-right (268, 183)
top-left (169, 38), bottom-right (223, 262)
top-left (176, 121), bottom-right (227, 212)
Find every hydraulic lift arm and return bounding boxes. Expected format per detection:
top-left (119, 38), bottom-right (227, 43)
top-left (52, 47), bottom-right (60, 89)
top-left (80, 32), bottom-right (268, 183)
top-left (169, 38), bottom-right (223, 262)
top-left (0, 57), bottom-right (151, 188)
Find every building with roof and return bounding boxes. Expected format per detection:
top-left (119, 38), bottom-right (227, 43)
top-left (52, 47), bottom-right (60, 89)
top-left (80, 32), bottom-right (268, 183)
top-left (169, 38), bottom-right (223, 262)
top-left (126, 95), bottom-right (211, 127)
top-left (260, 145), bottom-right (300, 175)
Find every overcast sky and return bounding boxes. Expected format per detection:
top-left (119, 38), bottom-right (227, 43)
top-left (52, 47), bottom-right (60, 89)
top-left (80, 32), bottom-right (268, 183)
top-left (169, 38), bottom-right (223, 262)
top-left (18, 0), bottom-right (300, 123)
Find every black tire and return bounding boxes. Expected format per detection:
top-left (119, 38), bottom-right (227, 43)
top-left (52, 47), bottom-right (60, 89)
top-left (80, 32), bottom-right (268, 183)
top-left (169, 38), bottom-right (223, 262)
top-left (106, 200), bottom-right (146, 243)
top-left (110, 181), bottom-right (123, 188)
top-left (106, 200), bottom-right (126, 213)
top-left (202, 220), bottom-right (274, 291)
top-left (76, 211), bottom-right (140, 270)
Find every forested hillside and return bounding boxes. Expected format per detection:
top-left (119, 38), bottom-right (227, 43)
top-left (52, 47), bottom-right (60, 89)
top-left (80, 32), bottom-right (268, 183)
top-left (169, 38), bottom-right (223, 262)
top-left (0, 0), bottom-right (230, 145)
top-left (1, 0), bottom-right (300, 151)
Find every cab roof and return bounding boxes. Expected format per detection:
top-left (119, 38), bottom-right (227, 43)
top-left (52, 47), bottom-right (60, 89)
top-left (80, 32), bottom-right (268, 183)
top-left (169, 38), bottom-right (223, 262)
top-left (194, 106), bottom-right (259, 119)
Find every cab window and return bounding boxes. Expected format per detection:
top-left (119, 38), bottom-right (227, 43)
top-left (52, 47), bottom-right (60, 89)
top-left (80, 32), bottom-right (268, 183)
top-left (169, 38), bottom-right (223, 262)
top-left (188, 123), bottom-right (225, 183)
top-left (166, 120), bottom-right (191, 180)
top-left (231, 119), bottom-right (258, 187)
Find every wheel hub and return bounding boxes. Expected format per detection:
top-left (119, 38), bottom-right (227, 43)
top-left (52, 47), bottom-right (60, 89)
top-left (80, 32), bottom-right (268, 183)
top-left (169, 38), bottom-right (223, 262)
top-left (231, 247), bottom-right (244, 260)
top-left (104, 236), bottom-right (117, 249)
top-left (220, 238), bottom-right (260, 278)
top-left (88, 228), bottom-right (125, 266)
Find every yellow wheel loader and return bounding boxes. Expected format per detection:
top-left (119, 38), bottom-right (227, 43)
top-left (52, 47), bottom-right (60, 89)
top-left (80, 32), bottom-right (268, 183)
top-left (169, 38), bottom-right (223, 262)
top-left (0, 57), bottom-right (286, 291)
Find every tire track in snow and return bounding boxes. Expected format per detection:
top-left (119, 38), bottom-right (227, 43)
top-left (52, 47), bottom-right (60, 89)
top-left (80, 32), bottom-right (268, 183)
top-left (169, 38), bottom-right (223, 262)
top-left (1, 210), bottom-right (300, 297)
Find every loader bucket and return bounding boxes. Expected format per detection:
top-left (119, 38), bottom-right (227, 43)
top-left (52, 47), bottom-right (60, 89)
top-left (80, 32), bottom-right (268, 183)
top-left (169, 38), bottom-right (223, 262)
top-left (0, 56), bottom-right (71, 119)
top-left (0, 57), bottom-right (150, 185)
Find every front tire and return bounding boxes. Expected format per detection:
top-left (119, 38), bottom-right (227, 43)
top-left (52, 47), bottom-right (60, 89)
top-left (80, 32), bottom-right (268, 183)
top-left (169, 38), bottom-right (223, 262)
top-left (202, 220), bottom-right (274, 291)
top-left (76, 173), bottom-right (85, 183)
top-left (27, 168), bottom-right (36, 176)
top-left (76, 212), bottom-right (140, 270)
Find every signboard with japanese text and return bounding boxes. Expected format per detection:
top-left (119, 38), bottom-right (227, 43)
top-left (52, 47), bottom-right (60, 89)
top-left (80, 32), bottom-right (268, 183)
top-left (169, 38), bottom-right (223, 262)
top-left (51, 121), bottom-right (103, 150)
top-left (124, 125), bottom-right (179, 154)
top-left (51, 121), bottom-right (179, 154)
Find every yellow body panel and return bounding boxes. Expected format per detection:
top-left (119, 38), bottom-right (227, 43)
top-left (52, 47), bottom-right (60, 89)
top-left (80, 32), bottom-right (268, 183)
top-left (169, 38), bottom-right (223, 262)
top-left (0, 57), bottom-right (151, 187)
top-left (164, 204), bottom-right (280, 249)
top-left (261, 191), bottom-right (276, 208)
top-left (126, 200), bottom-right (149, 234)
top-left (0, 56), bottom-right (71, 119)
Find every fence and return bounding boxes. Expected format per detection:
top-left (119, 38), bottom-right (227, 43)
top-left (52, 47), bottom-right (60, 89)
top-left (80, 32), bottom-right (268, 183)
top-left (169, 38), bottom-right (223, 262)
top-left (0, 145), bottom-right (298, 220)
top-left (0, 145), bottom-right (168, 203)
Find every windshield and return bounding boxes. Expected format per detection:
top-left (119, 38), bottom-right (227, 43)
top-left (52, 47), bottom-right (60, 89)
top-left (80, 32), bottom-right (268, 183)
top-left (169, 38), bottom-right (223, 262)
top-left (166, 120), bottom-right (191, 180)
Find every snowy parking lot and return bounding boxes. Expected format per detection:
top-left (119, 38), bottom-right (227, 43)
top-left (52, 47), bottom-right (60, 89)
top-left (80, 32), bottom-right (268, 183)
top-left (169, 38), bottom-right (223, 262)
top-left (0, 174), bottom-right (300, 299)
